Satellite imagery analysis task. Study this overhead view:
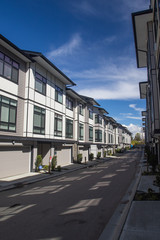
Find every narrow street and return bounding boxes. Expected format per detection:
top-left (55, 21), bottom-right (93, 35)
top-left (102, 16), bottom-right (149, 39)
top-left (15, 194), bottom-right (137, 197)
top-left (0, 149), bottom-right (142, 240)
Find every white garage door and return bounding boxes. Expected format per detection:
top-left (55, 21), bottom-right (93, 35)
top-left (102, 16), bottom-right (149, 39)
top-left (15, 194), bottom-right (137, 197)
top-left (56, 147), bottom-right (71, 166)
top-left (0, 146), bottom-right (30, 178)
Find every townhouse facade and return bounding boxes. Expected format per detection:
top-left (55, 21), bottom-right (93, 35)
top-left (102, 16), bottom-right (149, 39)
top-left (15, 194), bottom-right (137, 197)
top-left (0, 34), bottom-right (132, 178)
top-left (132, 0), bottom-right (160, 162)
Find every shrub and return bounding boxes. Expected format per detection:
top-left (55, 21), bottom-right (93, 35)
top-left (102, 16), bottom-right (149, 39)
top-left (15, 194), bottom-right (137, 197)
top-left (43, 165), bottom-right (49, 171)
top-left (107, 150), bottom-right (112, 156)
top-left (89, 153), bottom-right (94, 161)
top-left (104, 151), bottom-right (107, 157)
top-left (57, 165), bottom-right (61, 172)
top-left (51, 156), bottom-right (57, 171)
top-left (97, 152), bottom-right (101, 159)
top-left (77, 154), bottom-right (83, 163)
top-left (35, 155), bottom-right (42, 172)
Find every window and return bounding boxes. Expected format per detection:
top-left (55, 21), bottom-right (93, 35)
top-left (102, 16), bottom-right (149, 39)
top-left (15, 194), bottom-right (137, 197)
top-left (0, 52), bottom-right (19, 83)
top-left (89, 126), bottom-right (93, 141)
top-left (33, 106), bottom-right (45, 134)
top-left (104, 132), bottom-right (106, 143)
top-left (89, 108), bottom-right (93, 119)
top-left (66, 119), bottom-right (73, 138)
top-left (54, 113), bottom-right (62, 136)
top-left (35, 72), bottom-right (46, 95)
top-left (0, 95), bottom-right (17, 132)
top-left (55, 86), bottom-right (63, 103)
top-left (95, 130), bottom-right (102, 142)
top-left (95, 115), bottom-right (102, 124)
top-left (79, 104), bottom-right (84, 115)
top-left (79, 123), bottom-right (84, 140)
top-left (66, 96), bottom-right (73, 110)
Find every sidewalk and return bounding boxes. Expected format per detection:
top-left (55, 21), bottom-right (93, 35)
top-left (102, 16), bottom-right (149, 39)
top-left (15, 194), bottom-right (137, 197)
top-left (0, 158), bottom-right (109, 192)
top-left (119, 162), bottom-right (160, 240)
top-left (99, 151), bottom-right (160, 240)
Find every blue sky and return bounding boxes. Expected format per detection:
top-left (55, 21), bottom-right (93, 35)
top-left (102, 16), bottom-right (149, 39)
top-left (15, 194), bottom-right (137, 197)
top-left (0, 0), bottom-right (149, 136)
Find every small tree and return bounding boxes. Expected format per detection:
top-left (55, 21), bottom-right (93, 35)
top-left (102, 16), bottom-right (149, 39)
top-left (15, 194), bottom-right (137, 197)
top-left (51, 156), bottom-right (57, 171)
top-left (35, 155), bottom-right (42, 172)
top-left (77, 154), bottom-right (83, 163)
top-left (134, 133), bottom-right (141, 141)
top-left (97, 152), bottom-right (101, 159)
top-left (89, 153), bottom-right (94, 161)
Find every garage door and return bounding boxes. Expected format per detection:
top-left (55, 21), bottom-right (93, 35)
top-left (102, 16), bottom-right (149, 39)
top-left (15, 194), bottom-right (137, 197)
top-left (56, 147), bottom-right (71, 166)
top-left (0, 146), bottom-right (30, 178)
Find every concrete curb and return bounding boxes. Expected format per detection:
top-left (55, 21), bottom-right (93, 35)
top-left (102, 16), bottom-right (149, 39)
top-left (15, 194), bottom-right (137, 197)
top-left (0, 158), bottom-right (110, 192)
top-left (98, 154), bottom-right (143, 240)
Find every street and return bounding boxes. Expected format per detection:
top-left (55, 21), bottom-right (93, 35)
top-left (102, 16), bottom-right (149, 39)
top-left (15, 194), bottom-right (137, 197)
top-left (0, 149), bottom-right (142, 240)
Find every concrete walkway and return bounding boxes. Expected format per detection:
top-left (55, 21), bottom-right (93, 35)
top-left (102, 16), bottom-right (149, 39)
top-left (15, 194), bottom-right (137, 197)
top-left (119, 163), bottom-right (160, 240)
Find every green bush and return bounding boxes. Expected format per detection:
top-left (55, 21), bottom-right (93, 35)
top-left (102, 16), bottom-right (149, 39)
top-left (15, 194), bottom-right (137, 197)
top-left (104, 151), bottom-right (107, 157)
top-left (43, 165), bottom-right (49, 171)
top-left (77, 154), bottom-right (83, 163)
top-left (51, 156), bottom-right (57, 171)
top-left (35, 155), bottom-right (42, 171)
top-left (89, 153), bottom-right (94, 161)
top-left (97, 152), bottom-right (101, 159)
top-left (57, 165), bottom-right (61, 172)
top-left (107, 150), bottom-right (112, 156)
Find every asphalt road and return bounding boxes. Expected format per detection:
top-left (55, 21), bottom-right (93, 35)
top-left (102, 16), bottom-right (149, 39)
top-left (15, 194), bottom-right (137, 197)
top-left (0, 149), bottom-right (142, 240)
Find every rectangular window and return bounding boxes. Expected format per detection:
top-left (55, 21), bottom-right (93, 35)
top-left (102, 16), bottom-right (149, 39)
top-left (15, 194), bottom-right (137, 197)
top-left (95, 115), bottom-right (102, 124)
top-left (104, 132), bottom-right (106, 143)
top-left (79, 123), bottom-right (84, 140)
top-left (66, 96), bottom-right (73, 110)
top-left (89, 108), bottom-right (93, 119)
top-left (54, 113), bottom-right (62, 136)
top-left (0, 95), bottom-right (17, 132)
top-left (95, 130), bottom-right (102, 142)
top-left (66, 118), bottom-right (73, 138)
top-left (79, 104), bottom-right (84, 115)
top-left (55, 86), bottom-right (63, 103)
top-left (35, 72), bottom-right (46, 95)
top-left (89, 126), bottom-right (93, 141)
top-left (33, 106), bottom-right (45, 134)
top-left (0, 52), bottom-right (19, 83)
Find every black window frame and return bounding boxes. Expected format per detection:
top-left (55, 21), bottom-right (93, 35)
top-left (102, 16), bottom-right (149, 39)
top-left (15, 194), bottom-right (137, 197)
top-left (0, 52), bottom-right (19, 84)
top-left (79, 123), bottom-right (84, 140)
top-left (95, 114), bottom-right (102, 124)
top-left (89, 126), bottom-right (93, 141)
top-left (35, 72), bottom-right (47, 95)
top-left (66, 95), bottom-right (73, 111)
top-left (54, 113), bottom-right (63, 137)
top-left (95, 129), bottom-right (102, 142)
top-left (0, 95), bottom-right (17, 132)
top-left (66, 118), bottom-right (73, 138)
top-left (33, 106), bottom-right (45, 135)
top-left (55, 86), bottom-right (63, 104)
top-left (89, 108), bottom-right (93, 119)
top-left (79, 103), bottom-right (84, 115)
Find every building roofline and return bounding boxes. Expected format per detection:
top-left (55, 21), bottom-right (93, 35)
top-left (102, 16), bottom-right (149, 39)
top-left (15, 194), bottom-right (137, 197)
top-left (23, 50), bottom-right (76, 86)
top-left (132, 8), bottom-right (152, 68)
top-left (0, 34), bottom-right (32, 62)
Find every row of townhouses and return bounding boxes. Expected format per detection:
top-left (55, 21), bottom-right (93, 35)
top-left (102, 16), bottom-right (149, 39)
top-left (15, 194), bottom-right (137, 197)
top-left (0, 34), bottom-right (131, 178)
top-left (132, 0), bottom-right (160, 162)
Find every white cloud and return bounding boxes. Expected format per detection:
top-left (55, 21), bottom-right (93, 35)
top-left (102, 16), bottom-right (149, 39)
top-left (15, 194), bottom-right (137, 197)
top-left (71, 60), bottom-right (147, 100)
top-left (124, 123), bottom-right (143, 137)
top-left (126, 116), bottom-right (142, 120)
top-left (129, 104), bottom-right (145, 113)
top-left (46, 34), bottom-right (82, 59)
top-left (77, 81), bottom-right (139, 100)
